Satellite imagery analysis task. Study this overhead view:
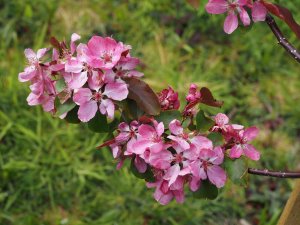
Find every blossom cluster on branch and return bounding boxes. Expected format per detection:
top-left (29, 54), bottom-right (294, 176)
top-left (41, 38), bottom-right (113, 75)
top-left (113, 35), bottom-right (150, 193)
top-left (18, 34), bottom-right (260, 205)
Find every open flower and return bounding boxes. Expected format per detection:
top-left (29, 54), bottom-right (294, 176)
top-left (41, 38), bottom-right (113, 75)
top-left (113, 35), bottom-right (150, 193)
top-left (73, 72), bottom-right (128, 122)
top-left (190, 146), bottom-right (227, 188)
top-left (229, 126), bottom-right (260, 160)
top-left (86, 36), bottom-right (127, 69)
top-left (18, 48), bottom-right (48, 82)
top-left (206, 0), bottom-right (251, 34)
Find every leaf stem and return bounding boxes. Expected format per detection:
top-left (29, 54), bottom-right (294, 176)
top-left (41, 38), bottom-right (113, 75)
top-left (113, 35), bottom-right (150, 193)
top-left (248, 168), bottom-right (300, 178)
top-left (266, 14), bottom-right (300, 63)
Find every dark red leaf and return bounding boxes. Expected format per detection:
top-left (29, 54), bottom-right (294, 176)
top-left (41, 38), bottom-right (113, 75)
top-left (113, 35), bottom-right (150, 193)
top-left (262, 1), bottom-right (300, 40)
top-left (50, 36), bottom-right (61, 50)
top-left (199, 87), bottom-right (223, 108)
top-left (186, 0), bottom-right (200, 9)
top-left (124, 78), bottom-right (161, 116)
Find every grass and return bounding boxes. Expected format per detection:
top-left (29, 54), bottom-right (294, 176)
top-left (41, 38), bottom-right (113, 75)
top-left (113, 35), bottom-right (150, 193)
top-left (0, 0), bottom-right (300, 224)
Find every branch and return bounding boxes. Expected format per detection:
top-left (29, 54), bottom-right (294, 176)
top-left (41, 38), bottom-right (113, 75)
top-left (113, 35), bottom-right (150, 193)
top-left (265, 14), bottom-right (300, 63)
top-left (248, 168), bottom-right (300, 178)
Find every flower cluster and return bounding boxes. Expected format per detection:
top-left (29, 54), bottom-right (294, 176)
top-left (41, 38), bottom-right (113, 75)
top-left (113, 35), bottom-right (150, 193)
top-left (206, 0), bottom-right (268, 34)
top-left (19, 34), bottom-right (143, 122)
top-left (19, 35), bottom-right (261, 205)
top-left (102, 85), bottom-right (260, 205)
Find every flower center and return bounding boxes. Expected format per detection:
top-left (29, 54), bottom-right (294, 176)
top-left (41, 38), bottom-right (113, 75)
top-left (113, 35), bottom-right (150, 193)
top-left (93, 92), bottom-right (102, 101)
top-left (102, 52), bottom-right (112, 63)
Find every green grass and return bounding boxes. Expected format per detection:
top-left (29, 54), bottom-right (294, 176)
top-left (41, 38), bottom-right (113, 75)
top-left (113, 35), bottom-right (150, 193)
top-left (1, 0), bottom-right (300, 224)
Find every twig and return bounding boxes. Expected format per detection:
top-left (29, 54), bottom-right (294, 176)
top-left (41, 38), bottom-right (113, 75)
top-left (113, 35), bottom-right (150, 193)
top-left (265, 14), bottom-right (300, 63)
top-left (248, 168), bottom-right (300, 178)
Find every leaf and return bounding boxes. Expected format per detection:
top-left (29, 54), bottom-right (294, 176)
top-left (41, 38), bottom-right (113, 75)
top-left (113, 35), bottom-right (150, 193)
top-left (200, 87), bottom-right (223, 108)
top-left (207, 132), bottom-right (224, 146)
top-left (64, 106), bottom-right (80, 124)
top-left (55, 79), bottom-right (66, 93)
top-left (124, 78), bottom-right (161, 116)
top-left (223, 158), bottom-right (248, 186)
top-left (155, 110), bottom-right (181, 126)
top-left (186, 0), bottom-right (200, 9)
top-left (193, 179), bottom-right (218, 200)
top-left (121, 99), bottom-right (144, 121)
top-left (56, 99), bottom-right (76, 117)
top-left (87, 112), bottom-right (109, 133)
top-left (195, 110), bottom-right (214, 133)
top-left (262, 2), bottom-right (300, 40)
top-left (50, 36), bottom-right (61, 51)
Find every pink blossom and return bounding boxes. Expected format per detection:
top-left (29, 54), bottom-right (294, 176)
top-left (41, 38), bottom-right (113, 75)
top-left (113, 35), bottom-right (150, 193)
top-left (190, 146), bottom-right (227, 188)
top-left (206, 0), bottom-right (251, 34)
top-left (133, 121), bottom-right (165, 154)
top-left (212, 113), bottom-right (244, 133)
top-left (114, 57), bottom-right (144, 78)
top-left (86, 36), bottom-right (127, 69)
top-left (19, 48), bottom-right (48, 82)
top-left (158, 87), bottom-right (180, 110)
top-left (73, 74), bottom-right (128, 122)
top-left (229, 126), bottom-right (260, 160)
top-left (147, 178), bottom-right (185, 205)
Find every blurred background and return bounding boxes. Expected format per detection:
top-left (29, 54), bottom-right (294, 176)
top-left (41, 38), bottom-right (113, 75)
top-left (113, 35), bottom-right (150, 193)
top-left (0, 0), bottom-right (300, 224)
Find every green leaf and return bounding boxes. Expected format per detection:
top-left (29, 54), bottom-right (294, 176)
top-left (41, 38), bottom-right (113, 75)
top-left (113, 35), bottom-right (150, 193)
top-left (121, 99), bottom-right (144, 121)
top-left (56, 99), bottom-right (76, 117)
top-left (64, 106), bottom-right (80, 124)
top-left (195, 110), bottom-right (214, 133)
top-left (124, 77), bottom-right (161, 116)
top-left (193, 180), bottom-right (218, 200)
top-left (207, 132), bottom-right (224, 146)
top-left (155, 110), bottom-right (181, 126)
top-left (87, 112), bottom-right (109, 133)
top-left (55, 79), bottom-right (66, 93)
top-left (223, 158), bottom-right (248, 186)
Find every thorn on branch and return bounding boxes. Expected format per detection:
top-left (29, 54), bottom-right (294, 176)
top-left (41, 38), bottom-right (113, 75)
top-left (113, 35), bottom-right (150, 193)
top-left (248, 168), bottom-right (300, 178)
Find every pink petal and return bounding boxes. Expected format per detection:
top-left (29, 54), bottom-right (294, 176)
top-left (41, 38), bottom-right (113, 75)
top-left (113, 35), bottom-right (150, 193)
top-left (169, 119), bottom-right (183, 135)
top-left (88, 70), bottom-right (104, 91)
top-left (237, 0), bottom-right (248, 6)
top-left (132, 139), bottom-right (151, 155)
top-left (138, 124), bottom-right (156, 138)
top-left (42, 95), bottom-right (55, 112)
top-left (189, 177), bottom-right (201, 192)
top-left (165, 164), bottom-right (180, 187)
top-left (211, 146), bottom-right (224, 165)
top-left (224, 13), bottom-right (239, 34)
top-left (73, 88), bottom-right (92, 105)
top-left (199, 149), bottom-right (216, 161)
top-left (24, 48), bottom-right (36, 60)
top-left (99, 99), bottom-right (115, 119)
top-left (173, 190), bottom-right (185, 204)
top-left (168, 136), bottom-right (190, 150)
top-left (154, 187), bottom-right (173, 205)
top-left (239, 7), bottom-right (251, 26)
top-left (70, 33), bottom-right (81, 54)
top-left (134, 156), bottom-right (147, 173)
top-left (243, 144), bottom-right (260, 161)
top-left (103, 80), bottom-right (128, 101)
top-left (65, 59), bottom-right (83, 73)
top-left (155, 122), bottom-right (164, 137)
top-left (243, 126), bottom-right (259, 142)
top-left (78, 101), bottom-right (98, 122)
top-left (191, 136), bottom-right (213, 150)
top-left (252, 1), bottom-right (267, 22)
top-left (18, 67), bottom-right (36, 82)
top-left (149, 142), bottom-right (164, 153)
top-left (36, 48), bottom-right (48, 59)
top-left (149, 151), bottom-right (172, 170)
top-left (205, 0), bottom-right (228, 14)
top-left (229, 144), bottom-right (243, 159)
top-left (65, 71), bottom-right (88, 89)
top-left (215, 113), bottom-right (229, 126)
top-left (207, 165), bottom-right (227, 188)
top-left (27, 93), bottom-right (41, 106)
